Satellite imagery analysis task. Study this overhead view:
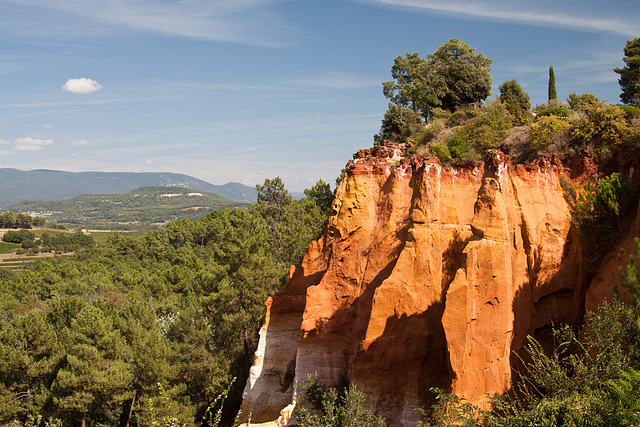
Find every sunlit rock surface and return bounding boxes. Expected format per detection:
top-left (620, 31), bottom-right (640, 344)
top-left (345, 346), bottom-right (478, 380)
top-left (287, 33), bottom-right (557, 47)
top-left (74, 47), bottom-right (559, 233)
top-left (239, 143), bottom-right (640, 426)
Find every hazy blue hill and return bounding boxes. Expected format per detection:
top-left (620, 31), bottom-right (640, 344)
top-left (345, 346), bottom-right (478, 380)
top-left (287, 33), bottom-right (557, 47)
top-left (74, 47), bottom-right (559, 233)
top-left (0, 168), bottom-right (258, 207)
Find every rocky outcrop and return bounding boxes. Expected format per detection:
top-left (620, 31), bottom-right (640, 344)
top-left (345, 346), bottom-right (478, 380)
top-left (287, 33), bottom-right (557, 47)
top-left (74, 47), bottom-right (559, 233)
top-left (239, 143), bottom-right (639, 426)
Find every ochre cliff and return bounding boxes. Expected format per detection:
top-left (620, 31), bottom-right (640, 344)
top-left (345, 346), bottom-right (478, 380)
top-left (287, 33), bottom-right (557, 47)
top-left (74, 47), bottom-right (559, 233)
top-left (239, 143), bottom-right (640, 426)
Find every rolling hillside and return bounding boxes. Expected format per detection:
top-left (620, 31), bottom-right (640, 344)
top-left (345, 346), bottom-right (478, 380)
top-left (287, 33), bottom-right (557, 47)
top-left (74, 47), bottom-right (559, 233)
top-left (5, 186), bottom-right (250, 230)
top-left (0, 168), bottom-right (258, 207)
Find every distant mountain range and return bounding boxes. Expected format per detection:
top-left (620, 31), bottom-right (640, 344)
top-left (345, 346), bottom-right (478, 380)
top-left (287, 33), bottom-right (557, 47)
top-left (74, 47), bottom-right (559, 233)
top-left (0, 168), bottom-right (258, 208)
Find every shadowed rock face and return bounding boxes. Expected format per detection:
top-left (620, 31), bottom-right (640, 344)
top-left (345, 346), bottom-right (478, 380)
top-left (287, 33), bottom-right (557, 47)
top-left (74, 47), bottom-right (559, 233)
top-left (239, 144), bottom-right (640, 427)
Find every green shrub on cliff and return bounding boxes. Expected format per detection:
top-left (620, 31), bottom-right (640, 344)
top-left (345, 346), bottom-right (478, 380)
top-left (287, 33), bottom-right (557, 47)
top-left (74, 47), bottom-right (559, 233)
top-left (295, 375), bottom-right (386, 427)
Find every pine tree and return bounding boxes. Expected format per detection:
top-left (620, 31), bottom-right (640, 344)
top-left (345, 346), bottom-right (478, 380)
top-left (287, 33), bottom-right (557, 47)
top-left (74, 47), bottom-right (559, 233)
top-left (548, 65), bottom-right (557, 101)
top-left (614, 37), bottom-right (640, 107)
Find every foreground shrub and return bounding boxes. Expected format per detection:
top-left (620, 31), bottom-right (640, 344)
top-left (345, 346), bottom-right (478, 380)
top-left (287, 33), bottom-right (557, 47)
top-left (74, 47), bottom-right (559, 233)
top-left (572, 102), bottom-right (629, 156)
top-left (529, 115), bottom-right (571, 154)
top-left (456, 101), bottom-right (514, 154)
top-left (295, 375), bottom-right (386, 427)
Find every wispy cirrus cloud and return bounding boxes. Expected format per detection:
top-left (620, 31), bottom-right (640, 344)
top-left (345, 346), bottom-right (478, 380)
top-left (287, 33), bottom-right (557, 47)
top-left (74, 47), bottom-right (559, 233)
top-left (2, 0), bottom-right (295, 46)
top-left (359, 0), bottom-right (639, 37)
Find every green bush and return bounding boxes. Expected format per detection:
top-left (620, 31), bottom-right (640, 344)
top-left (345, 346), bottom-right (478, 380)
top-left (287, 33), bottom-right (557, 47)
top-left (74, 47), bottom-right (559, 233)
top-left (446, 134), bottom-right (470, 159)
top-left (2, 229), bottom-right (35, 244)
top-left (447, 110), bottom-right (469, 127)
top-left (429, 142), bottom-right (451, 163)
top-left (456, 101), bottom-right (514, 153)
top-left (529, 115), bottom-right (571, 154)
top-left (617, 104), bottom-right (640, 120)
top-left (295, 375), bottom-right (386, 427)
top-left (537, 107), bottom-right (569, 117)
top-left (567, 92), bottom-right (600, 110)
top-left (572, 102), bottom-right (629, 155)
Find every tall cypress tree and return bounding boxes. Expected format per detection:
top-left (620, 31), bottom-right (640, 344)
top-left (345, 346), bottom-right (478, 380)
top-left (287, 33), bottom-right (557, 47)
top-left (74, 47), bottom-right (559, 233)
top-left (548, 65), bottom-right (557, 101)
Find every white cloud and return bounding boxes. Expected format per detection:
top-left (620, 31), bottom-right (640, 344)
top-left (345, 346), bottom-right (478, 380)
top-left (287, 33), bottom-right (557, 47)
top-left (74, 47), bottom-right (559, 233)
top-left (14, 137), bottom-right (54, 151)
top-left (62, 78), bottom-right (103, 94)
top-left (360, 0), bottom-right (639, 37)
top-left (0, 151), bottom-right (12, 157)
top-left (71, 139), bottom-right (88, 146)
top-left (43, 124), bottom-right (54, 129)
top-left (0, 139), bottom-right (11, 145)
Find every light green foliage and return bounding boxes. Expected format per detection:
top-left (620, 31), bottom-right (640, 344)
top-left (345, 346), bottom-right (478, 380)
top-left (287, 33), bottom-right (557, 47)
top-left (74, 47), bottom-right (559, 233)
top-left (446, 134), bottom-right (470, 161)
top-left (572, 102), bottom-right (629, 155)
top-left (548, 65), bottom-right (557, 101)
top-left (429, 141), bottom-right (452, 164)
top-left (499, 79), bottom-right (531, 117)
top-left (295, 375), bottom-right (386, 427)
top-left (383, 39), bottom-right (492, 119)
top-left (529, 115), bottom-right (571, 153)
top-left (614, 37), bottom-right (640, 107)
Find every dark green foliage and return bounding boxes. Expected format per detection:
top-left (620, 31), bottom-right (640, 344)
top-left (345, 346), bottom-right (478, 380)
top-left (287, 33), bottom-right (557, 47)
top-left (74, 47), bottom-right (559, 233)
top-left (446, 134), bottom-right (470, 160)
top-left (304, 179), bottom-right (334, 217)
top-left (614, 37), bottom-right (640, 107)
top-left (0, 177), bottom-right (326, 426)
top-left (383, 39), bottom-right (492, 119)
top-left (0, 212), bottom-right (44, 229)
top-left (374, 103), bottom-right (424, 144)
top-left (295, 375), bottom-right (386, 427)
top-left (567, 92), bottom-right (600, 110)
top-left (548, 65), bottom-right (557, 101)
top-left (498, 79), bottom-right (531, 117)
top-left (256, 177), bottom-right (292, 208)
top-left (2, 229), bottom-right (35, 244)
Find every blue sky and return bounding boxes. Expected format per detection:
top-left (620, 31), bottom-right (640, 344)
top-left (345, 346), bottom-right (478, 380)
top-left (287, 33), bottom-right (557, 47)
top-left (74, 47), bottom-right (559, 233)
top-left (0, 0), bottom-right (638, 192)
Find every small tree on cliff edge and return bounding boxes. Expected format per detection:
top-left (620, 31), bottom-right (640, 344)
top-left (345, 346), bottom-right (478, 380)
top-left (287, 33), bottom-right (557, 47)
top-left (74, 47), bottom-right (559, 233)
top-left (548, 65), bottom-right (557, 101)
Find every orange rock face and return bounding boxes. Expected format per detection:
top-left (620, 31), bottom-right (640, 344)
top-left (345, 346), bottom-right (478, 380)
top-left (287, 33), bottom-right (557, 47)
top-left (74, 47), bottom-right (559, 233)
top-left (239, 144), bottom-right (638, 426)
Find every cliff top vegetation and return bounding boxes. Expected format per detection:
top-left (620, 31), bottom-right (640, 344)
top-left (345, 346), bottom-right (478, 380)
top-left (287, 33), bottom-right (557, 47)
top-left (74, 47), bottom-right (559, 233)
top-left (375, 38), bottom-right (640, 172)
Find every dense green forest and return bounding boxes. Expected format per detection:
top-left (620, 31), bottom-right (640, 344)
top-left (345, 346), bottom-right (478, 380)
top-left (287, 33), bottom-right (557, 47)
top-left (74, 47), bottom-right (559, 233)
top-left (0, 178), bottom-right (332, 426)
